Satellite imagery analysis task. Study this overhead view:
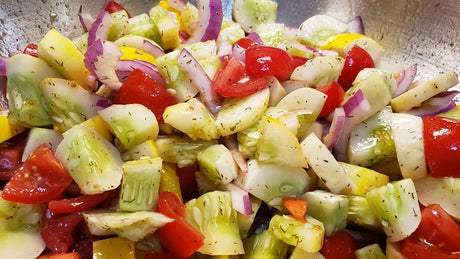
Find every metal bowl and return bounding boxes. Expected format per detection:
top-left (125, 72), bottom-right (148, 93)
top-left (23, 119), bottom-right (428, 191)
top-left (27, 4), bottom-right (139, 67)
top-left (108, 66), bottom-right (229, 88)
top-left (0, 0), bottom-right (458, 89)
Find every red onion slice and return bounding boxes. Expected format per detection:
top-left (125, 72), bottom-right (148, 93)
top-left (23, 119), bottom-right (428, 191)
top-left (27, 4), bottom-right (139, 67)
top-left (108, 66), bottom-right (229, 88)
top-left (323, 107), bottom-right (346, 149)
top-left (84, 39), bottom-right (123, 90)
top-left (227, 183), bottom-right (253, 215)
top-left (334, 90), bottom-right (371, 161)
top-left (222, 135), bottom-right (248, 174)
top-left (405, 90), bottom-right (459, 117)
top-left (232, 42), bottom-right (246, 62)
top-left (88, 10), bottom-right (113, 47)
top-left (167, 0), bottom-right (186, 11)
top-left (116, 59), bottom-right (166, 87)
top-left (186, 0), bottom-right (223, 43)
top-left (177, 48), bottom-right (221, 114)
top-left (246, 32), bottom-right (264, 45)
top-left (0, 58), bottom-right (6, 76)
top-left (393, 64), bottom-right (417, 98)
top-left (78, 13), bottom-right (95, 33)
top-left (142, 40), bottom-right (165, 58)
top-left (347, 16), bottom-right (365, 35)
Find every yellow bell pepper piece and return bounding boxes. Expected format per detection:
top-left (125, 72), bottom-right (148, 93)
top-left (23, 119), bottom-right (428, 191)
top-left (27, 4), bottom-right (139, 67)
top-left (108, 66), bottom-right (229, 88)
top-left (0, 113), bottom-right (25, 143)
top-left (159, 162), bottom-right (183, 201)
top-left (93, 237), bottom-right (135, 259)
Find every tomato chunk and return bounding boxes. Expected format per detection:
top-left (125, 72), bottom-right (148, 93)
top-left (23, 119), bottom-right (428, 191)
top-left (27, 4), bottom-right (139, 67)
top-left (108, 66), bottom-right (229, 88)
top-left (114, 69), bottom-right (177, 122)
top-left (423, 116), bottom-right (460, 177)
top-left (155, 192), bottom-right (204, 258)
top-left (104, 1), bottom-right (131, 17)
top-left (233, 37), bottom-right (258, 49)
top-left (48, 190), bottom-right (114, 214)
top-left (321, 230), bottom-right (357, 259)
top-left (338, 45), bottom-right (375, 91)
top-left (315, 81), bottom-right (345, 118)
top-left (1, 144), bottom-right (73, 204)
top-left (401, 204), bottom-right (460, 258)
top-left (23, 43), bottom-right (39, 58)
top-left (245, 46), bottom-right (295, 81)
top-left (41, 209), bottom-right (84, 254)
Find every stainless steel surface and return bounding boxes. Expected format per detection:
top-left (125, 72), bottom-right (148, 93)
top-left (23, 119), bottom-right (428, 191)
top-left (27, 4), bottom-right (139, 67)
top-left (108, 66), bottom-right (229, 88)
top-left (0, 0), bottom-right (459, 89)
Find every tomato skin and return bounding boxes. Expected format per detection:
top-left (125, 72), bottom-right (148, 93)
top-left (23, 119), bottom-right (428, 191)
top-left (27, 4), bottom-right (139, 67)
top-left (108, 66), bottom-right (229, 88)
top-left (423, 116), bottom-right (460, 177)
top-left (315, 81), bottom-right (345, 118)
top-left (155, 192), bottom-right (204, 258)
top-left (401, 204), bottom-right (460, 258)
top-left (114, 69), bottom-right (177, 122)
top-left (292, 56), bottom-right (309, 68)
top-left (245, 46), bottom-right (295, 81)
top-left (234, 37), bottom-right (258, 49)
top-left (321, 230), bottom-right (357, 259)
top-left (41, 209), bottom-right (84, 254)
top-left (23, 43), bottom-right (39, 57)
top-left (1, 145), bottom-right (73, 204)
top-left (212, 57), bottom-right (269, 97)
top-left (48, 190), bottom-right (114, 214)
top-left (338, 45), bottom-right (375, 91)
top-left (104, 1), bottom-right (131, 17)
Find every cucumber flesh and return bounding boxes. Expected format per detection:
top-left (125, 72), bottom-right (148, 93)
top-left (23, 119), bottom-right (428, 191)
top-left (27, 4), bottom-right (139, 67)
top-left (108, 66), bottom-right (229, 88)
top-left (233, 0), bottom-right (277, 33)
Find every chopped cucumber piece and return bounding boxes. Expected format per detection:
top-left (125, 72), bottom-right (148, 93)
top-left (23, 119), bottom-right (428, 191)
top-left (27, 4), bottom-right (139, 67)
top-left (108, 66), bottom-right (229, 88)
top-left (56, 124), bottom-right (123, 194)
top-left (108, 10), bottom-right (130, 41)
top-left (390, 113), bottom-right (427, 180)
top-left (122, 140), bottom-right (160, 161)
top-left (339, 162), bottom-right (389, 196)
top-left (38, 28), bottom-right (91, 88)
top-left (365, 179), bottom-right (421, 242)
top-left (301, 133), bottom-right (356, 194)
top-left (290, 56), bottom-right (345, 87)
top-left (355, 243), bottom-right (386, 259)
top-left (415, 176), bottom-right (460, 221)
top-left (119, 158), bottom-right (162, 212)
top-left (268, 215), bottom-right (324, 253)
top-left (235, 159), bottom-right (311, 205)
top-left (6, 53), bottom-right (60, 127)
top-left (257, 116), bottom-right (307, 167)
top-left (127, 13), bottom-right (161, 44)
top-left (217, 88), bottom-right (270, 136)
top-left (438, 107), bottom-right (460, 121)
top-left (163, 98), bottom-right (221, 140)
top-left (83, 211), bottom-right (173, 241)
top-left (237, 120), bottom-right (261, 159)
top-left (217, 20), bottom-right (245, 46)
top-left (149, 6), bottom-right (180, 50)
top-left (197, 144), bottom-right (238, 184)
top-left (348, 106), bottom-right (396, 167)
top-left (0, 193), bottom-right (45, 259)
top-left (185, 191), bottom-right (244, 255)
top-left (72, 32), bottom-right (88, 52)
top-left (296, 15), bottom-right (348, 47)
top-left (233, 0), bottom-right (278, 33)
top-left (99, 104), bottom-right (159, 150)
top-left (156, 135), bottom-right (217, 167)
top-left (22, 127), bottom-right (63, 162)
top-left (255, 23), bottom-right (286, 47)
top-left (347, 195), bottom-right (381, 228)
top-left (302, 190), bottom-right (349, 236)
top-left (391, 71), bottom-right (459, 112)
top-left (243, 229), bottom-right (290, 259)
top-left (40, 77), bottom-right (105, 133)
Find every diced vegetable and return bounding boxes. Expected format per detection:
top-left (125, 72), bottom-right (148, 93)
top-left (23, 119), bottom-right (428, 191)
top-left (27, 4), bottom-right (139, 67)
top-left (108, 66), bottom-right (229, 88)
top-left (184, 191), bottom-right (244, 255)
top-left (365, 178), bottom-right (421, 242)
top-left (355, 243), bottom-right (386, 259)
top-left (55, 124), bottom-right (123, 195)
top-left (235, 159), bottom-right (311, 205)
top-left (155, 135), bottom-right (217, 168)
top-left (122, 139), bottom-right (160, 161)
top-left (243, 229), bottom-right (289, 259)
top-left (21, 127), bottom-right (62, 162)
top-left (290, 56), bottom-right (344, 87)
top-left (268, 215), bottom-right (324, 252)
top-left (296, 15), bottom-right (348, 47)
top-left (99, 104), bottom-right (159, 150)
top-left (119, 158), bottom-right (162, 211)
top-left (92, 237), bottom-right (135, 259)
top-left (346, 195), bottom-right (381, 228)
top-left (197, 144), bottom-right (238, 184)
top-left (83, 211), bottom-right (173, 241)
top-left (339, 162), bottom-right (389, 196)
top-left (232, 0), bottom-right (277, 33)
top-left (6, 53), bottom-right (60, 127)
top-left (149, 6), bottom-right (180, 50)
top-left (38, 29), bottom-right (91, 88)
top-left (302, 190), bottom-right (349, 236)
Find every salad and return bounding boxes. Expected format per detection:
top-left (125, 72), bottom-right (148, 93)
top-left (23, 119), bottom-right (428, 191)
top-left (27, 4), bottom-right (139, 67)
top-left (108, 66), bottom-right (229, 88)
top-left (0, 0), bottom-right (459, 258)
